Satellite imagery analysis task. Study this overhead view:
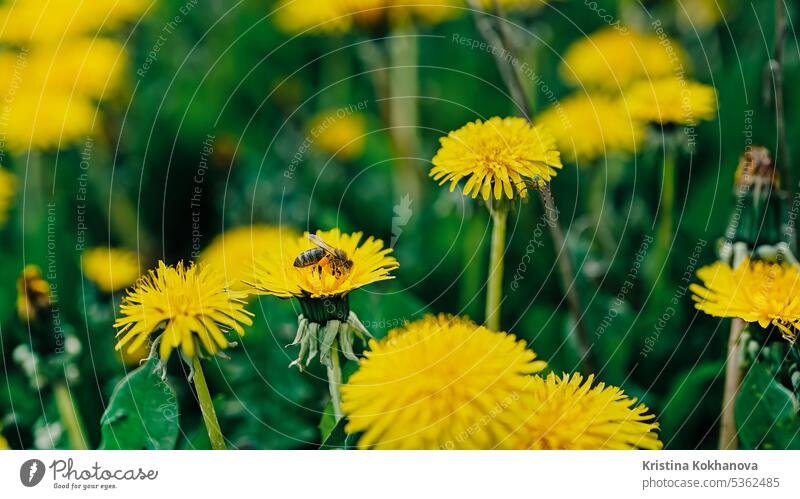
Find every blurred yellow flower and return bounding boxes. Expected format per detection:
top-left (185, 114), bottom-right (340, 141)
top-left (512, 373), bottom-right (662, 450)
top-left (430, 116), bottom-right (562, 200)
top-left (308, 110), bottom-right (367, 160)
top-left (0, 0), bottom-right (148, 43)
top-left (118, 338), bottom-right (151, 367)
top-left (561, 28), bottom-right (683, 90)
top-left (341, 314), bottom-right (547, 449)
top-left (81, 247), bottom-right (140, 293)
top-left (0, 90), bottom-right (96, 152)
top-left (486, 0), bottom-right (547, 11)
top-left (200, 225), bottom-right (298, 292)
top-left (249, 228), bottom-right (398, 299)
top-left (26, 39), bottom-right (129, 99)
top-left (0, 168), bottom-right (16, 226)
top-left (0, 424), bottom-right (8, 450)
top-left (272, 0), bottom-right (458, 34)
top-left (627, 77), bottom-right (717, 126)
top-left (273, 0), bottom-right (354, 34)
top-left (536, 93), bottom-right (644, 163)
top-left (676, 0), bottom-right (724, 32)
top-left (691, 259), bottom-right (800, 341)
top-left (114, 261), bottom-right (254, 361)
top-left (16, 265), bottom-right (51, 323)
top-left (0, 1), bottom-right (145, 152)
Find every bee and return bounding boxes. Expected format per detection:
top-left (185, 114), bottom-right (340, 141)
top-left (293, 234), bottom-right (353, 278)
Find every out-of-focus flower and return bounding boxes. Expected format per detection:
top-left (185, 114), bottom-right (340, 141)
top-left (536, 93), bottom-right (644, 163)
top-left (627, 77), bottom-right (717, 126)
top-left (17, 265), bottom-right (51, 323)
top-left (200, 225), bottom-right (298, 292)
top-left (511, 373), bottom-right (663, 450)
top-left (430, 116), bottom-right (562, 200)
top-left (0, 168), bottom-right (16, 226)
top-left (485, 0), bottom-right (547, 11)
top-left (118, 339), bottom-right (150, 367)
top-left (26, 39), bottom-right (129, 99)
top-left (676, 0), bottom-right (725, 32)
top-left (0, 0), bottom-right (149, 43)
top-left (0, 1), bottom-right (146, 152)
top-left (0, 91), bottom-right (96, 152)
top-left (308, 110), bottom-right (367, 160)
top-left (81, 247), bottom-right (140, 293)
top-left (691, 258), bottom-right (800, 341)
top-left (114, 261), bottom-right (253, 361)
top-left (249, 228), bottom-right (398, 300)
top-left (272, 0), bottom-right (459, 34)
top-left (561, 28), bottom-right (683, 90)
top-left (1, 39), bottom-right (126, 150)
top-left (341, 314), bottom-right (547, 449)
top-left (0, 424), bottom-right (8, 449)
top-left (273, 0), bottom-right (354, 34)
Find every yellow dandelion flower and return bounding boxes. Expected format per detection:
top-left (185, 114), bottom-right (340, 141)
top-left (513, 372), bottom-right (662, 450)
top-left (398, 0), bottom-right (460, 24)
top-left (81, 247), bottom-right (140, 293)
top-left (273, 0), bottom-right (355, 34)
top-left (430, 116), bottom-right (562, 201)
top-left (308, 110), bottom-right (367, 160)
top-left (627, 77), bottom-right (717, 126)
top-left (0, 0), bottom-right (148, 43)
top-left (561, 28), bottom-right (683, 90)
top-left (26, 39), bottom-right (129, 99)
top-left (249, 228), bottom-right (398, 299)
top-left (114, 261), bottom-right (254, 361)
top-left (690, 258), bottom-right (800, 341)
top-left (272, 0), bottom-right (458, 34)
top-left (341, 314), bottom-right (547, 449)
top-left (484, 0), bottom-right (547, 11)
top-left (200, 225), bottom-right (298, 292)
top-left (0, 424), bottom-right (8, 450)
top-left (0, 168), bottom-right (16, 226)
top-left (536, 93), bottom-right (645, 163)
top-left (0, 90), bottom-right (96, 152)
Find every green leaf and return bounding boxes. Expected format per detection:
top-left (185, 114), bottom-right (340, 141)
top-left (320, 417), bottom-right (356, 450)
top-left (99, 358), bottom-right (179, 450)
top-left (659, 361), bottom-right (724, 443)
top-left (318, 400), bottom-right (337, 443)
top-left (736, 363), bottom-right (800, 450)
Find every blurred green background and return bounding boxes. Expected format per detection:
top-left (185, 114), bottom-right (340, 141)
top-left (1, 0), bottom-right (798, 449)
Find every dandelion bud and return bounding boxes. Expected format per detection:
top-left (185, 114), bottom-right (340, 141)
top-left (729, 146), bottom-right (785, 248)
top-left (16, 265), bottom-right (51, 324)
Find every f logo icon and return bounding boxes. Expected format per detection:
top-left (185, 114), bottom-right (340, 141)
top-left (20, 459), bottom-right (45, 487)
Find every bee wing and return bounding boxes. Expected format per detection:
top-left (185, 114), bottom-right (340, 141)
top-left (307, 233), bottom-right (338, 255)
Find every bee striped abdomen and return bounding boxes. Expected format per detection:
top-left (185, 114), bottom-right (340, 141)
top-left (294, 248), bottom-right (327, 268)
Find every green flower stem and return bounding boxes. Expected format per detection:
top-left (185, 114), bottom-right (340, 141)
top-left (466, 3), bottom-right (594, 372)
top-left (192, 357), bottom-right (226, 450)
top-left (53, 381), bottom-right (88, 450)
top-left (719, 318), bottom-right (745, 450)
top-left (655, 145), bottom-right (676, 270)
top-left (485, 205), bottom-right (508, 332)
top-left (327, 338), bottom-right (344, 421)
